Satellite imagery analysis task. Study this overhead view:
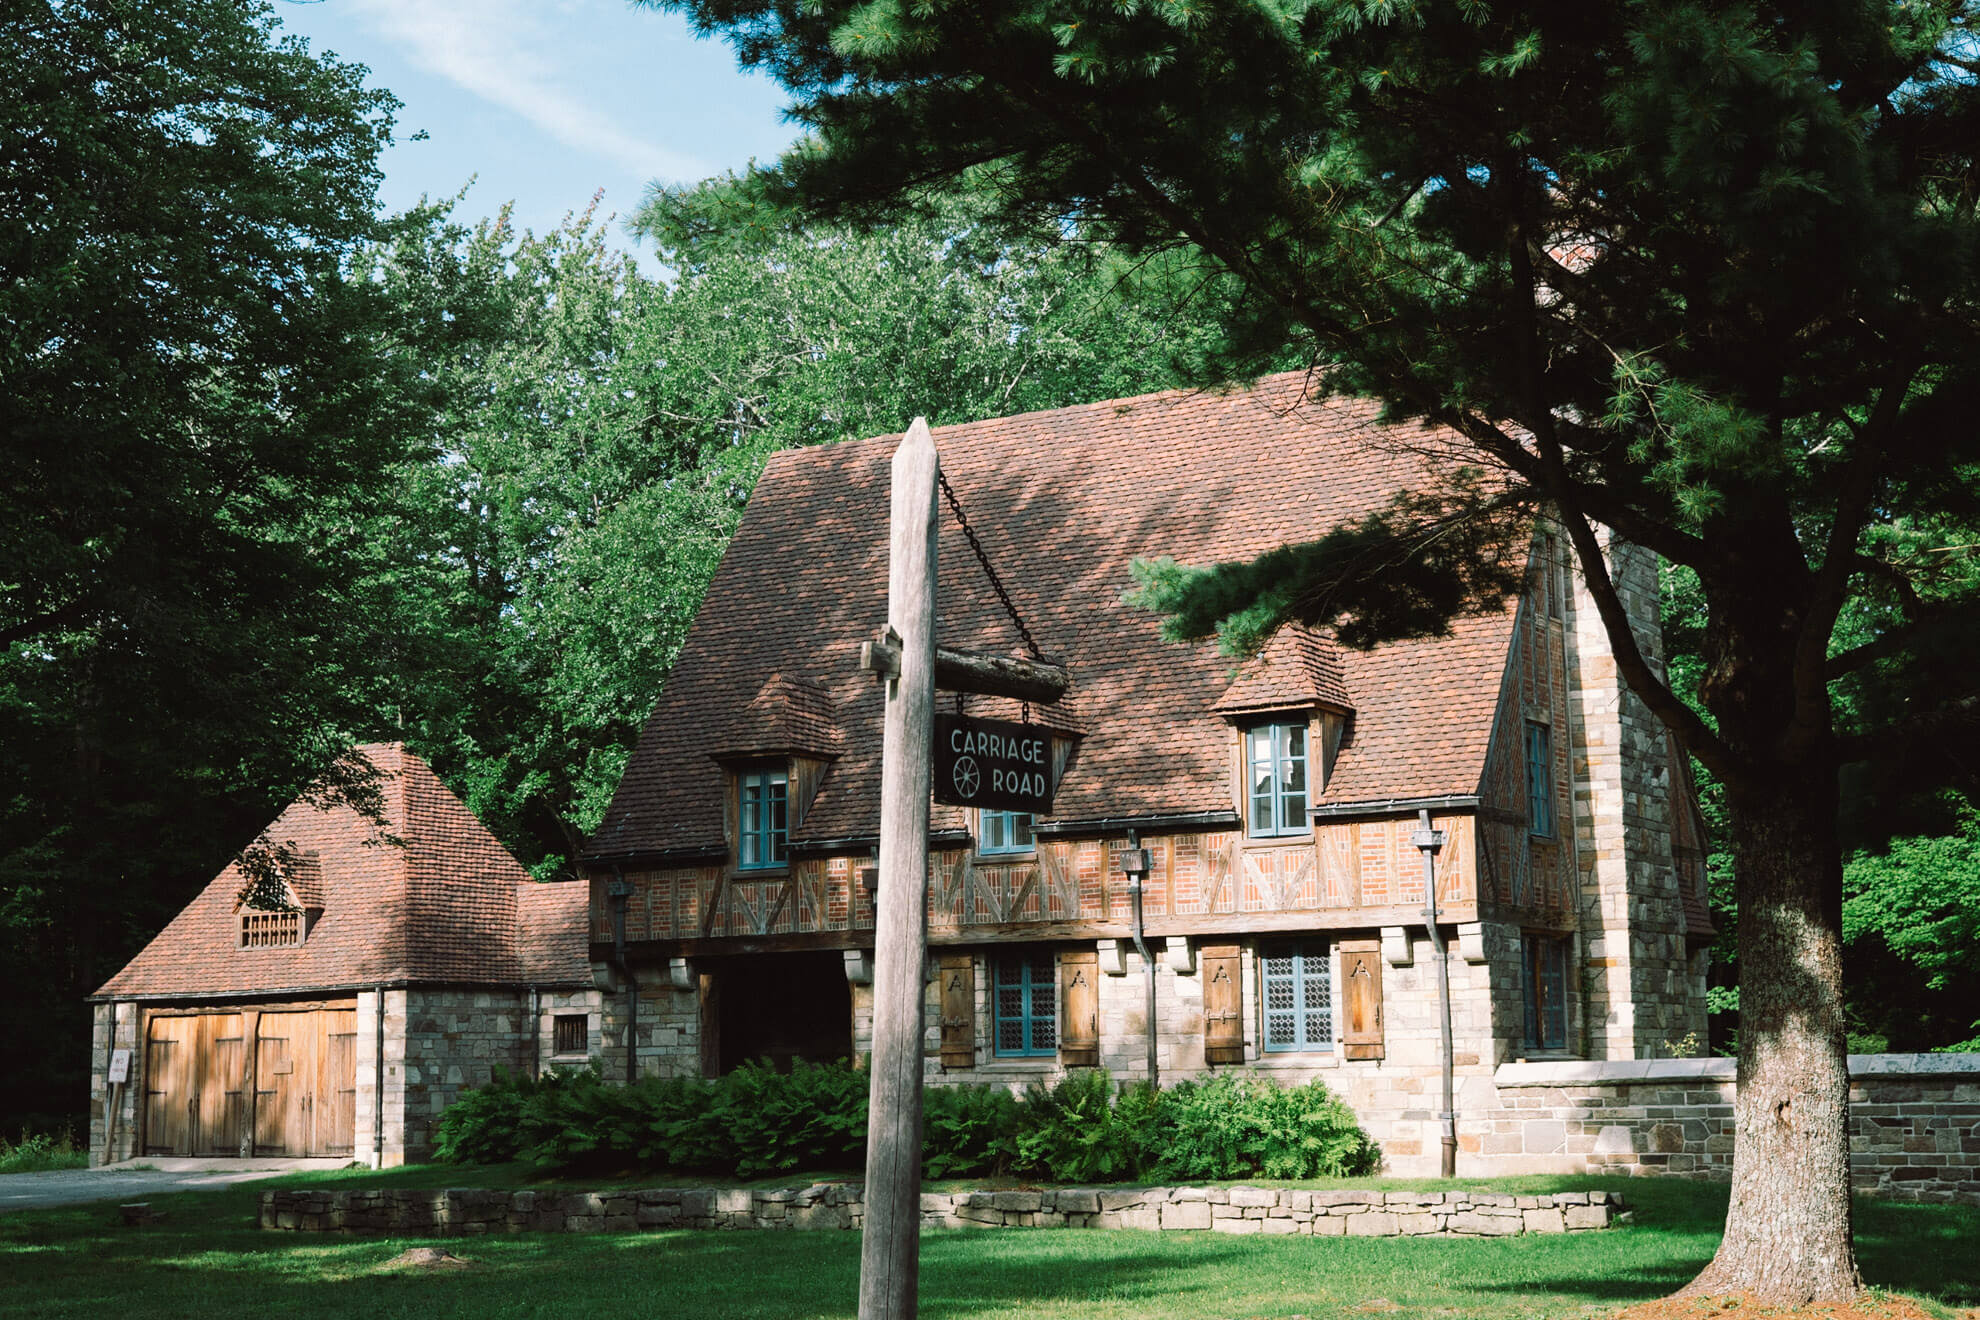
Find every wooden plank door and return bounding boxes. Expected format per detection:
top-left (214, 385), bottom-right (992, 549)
top-left (143, 1016), bottom-right (196, 1155)
top-left (316, 1008), bottom-right (357, 1156)
top-left (196, 1014), bottom-right (248, 1155)
top-left (253, 1013), bottom-right (306, 1155)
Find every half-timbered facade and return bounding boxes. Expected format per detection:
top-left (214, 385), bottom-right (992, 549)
top-left (88, 743), bottom-right (593, 1167)
top-left (582, 373), bottom-right (1715, 1174)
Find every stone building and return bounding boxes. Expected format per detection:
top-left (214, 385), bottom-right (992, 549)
top-left (88, 742), bottom-right (594, 1167)
top-left (578, 373), bottom-right (1718, 1175)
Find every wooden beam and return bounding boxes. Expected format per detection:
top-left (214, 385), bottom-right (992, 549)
top-left (861, 631), bottom-right (1069, 705)
top-left (860, 417), bottom-right (937, 1320)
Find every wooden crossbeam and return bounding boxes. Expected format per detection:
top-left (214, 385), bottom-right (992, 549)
top-left (859, 628), bottom-right (1069, 705)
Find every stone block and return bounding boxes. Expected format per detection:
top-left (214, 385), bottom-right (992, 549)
top-left (1313, 1215), bottom-right (1346, 1236)
top-left (1346, 1212), bottom-right (1400, 1237)
top-left (1056, 1190), bottom-right (1100, 1214)
top-left (1447, 1212), bottom-right (1522, 1236)
top-left (1162, 1202), bottom-right (1212, 1231)
top-left (1395, 1213), bottom-right (1441, 1235)
top-left (1592, 1125), bottom-right (1636, 1155)
top-left (1312, 1190), bottom-right (1382, 1207)
top-left (1119, 1205), bottom-right (1162, 1231)
top-left (991, 1191), bottom-right (1042, 1213)
top-left (1228, 1186), bottom-right (1278, 1208)
top-left (1564, 1205), bottom-right (1611, 1230)
top-left (1261, 1217), bottom-right (1300, 1235)
top-left (1098, 1190), bottom-right (1145, 1212)
top-left (1522, 1209), bottom-right (1566, 1234)
top-left (1211, 1216), bottom-right (1263, 1234)
top-left (1524, 1120), bottom-right (1566, 1155)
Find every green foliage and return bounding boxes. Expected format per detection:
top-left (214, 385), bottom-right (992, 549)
top-left (0, 1128), bottom-right (85, 1175)
top-left (1009, 1071), bottom-right (1154, 1184)
top-left (1150, 1073), bottom-right (1380, 1181)
top-left (920, 1081), bottom-right (1022, 1179)
top-left (437, 1063), bottom-right (1376, 1183)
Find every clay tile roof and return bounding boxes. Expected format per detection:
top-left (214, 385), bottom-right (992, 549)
top-left (714, 673), bottom-right (845, 760)
top-left (517, 879), bottom-right (592, 983)
top-left (280, 852), bottom-right (326, 911)
top-left (585, 373), bottom-right (1518, 862)
top-left (1211, 624), bottom-right (1353, 717)
top-left (93, 742), bottom-right (587, 1000)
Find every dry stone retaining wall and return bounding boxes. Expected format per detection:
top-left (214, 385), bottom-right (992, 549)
top-left (259, 1184), bottom-right (1624, 1238)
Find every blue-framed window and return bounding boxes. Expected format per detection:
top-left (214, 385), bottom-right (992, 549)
top-left (1525, 721), bottom-right (1554, 838)
top-left (979, 810), bottom-right (1034, 855)
top-left (1261, 942), bottom-right (1333, 1053)
top-left (1523, 935), bottom-right (1570, 1052)
top-left (993, 952), bottom-right (1057, 1056)
top-left (1246, 721), bottom-right (1309, 837)
top-left (738, 766), bottom-right (788, 869)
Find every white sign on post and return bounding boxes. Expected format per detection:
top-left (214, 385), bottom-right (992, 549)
top-left (108, 1048), bottom-right (131, 1084)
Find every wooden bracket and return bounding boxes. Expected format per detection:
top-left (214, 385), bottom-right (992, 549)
top-left (858, 627), bottom-right (1070, 705)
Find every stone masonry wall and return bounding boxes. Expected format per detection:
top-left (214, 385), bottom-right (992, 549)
top-left (397, 987), bottom-right (534, 1163)
top-left (595, 972), bottom-right (700, 1082)
top-left (86, 1001), bottom-right (140, 1166)
top-left (1481, 1055), bottom-right (1980, 1202)
top-left (260, 1183), bottom-right (1625, 1238)
top-left (1565, 533), bottom-right (1703, 1059)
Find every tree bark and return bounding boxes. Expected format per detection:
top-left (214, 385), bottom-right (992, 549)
top-left (1678, 769), bottom-right (1861, 1303)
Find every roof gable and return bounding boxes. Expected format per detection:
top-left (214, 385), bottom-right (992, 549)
top-left (589, 373), bottom-right (1516, 862)
top-left (94, 743), bottom-right (586, 999)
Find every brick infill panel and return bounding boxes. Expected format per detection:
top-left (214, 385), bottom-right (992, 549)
top-left (258, 1185), bottom-right (1626, 1237)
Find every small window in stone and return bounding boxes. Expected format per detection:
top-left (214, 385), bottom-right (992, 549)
top-left (992, 952), bottom-right (1056, 1057)
top-left (553, 1014), bottom-right (587, 1056)
top-left (240, 910), bottom-right (302, 948)
top-left (979, 810), bottom-right (1034, 855)
top-left (1246, 721), bottom-right (1309, 838)
top-left (1525, 720), bottom-right (1554, 839)
top-left (1523, 935), bottom-right (1570, 1052)
top-left (1260, 941), bottom-right (1333, 1053)
top-left (739, 765), bottom-right (789, 869)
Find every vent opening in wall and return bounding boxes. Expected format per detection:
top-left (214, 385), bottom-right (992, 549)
top-left (240, 910), bottom-right (302, 948)
top-left (553, 1014), bottom-right (587, 1056)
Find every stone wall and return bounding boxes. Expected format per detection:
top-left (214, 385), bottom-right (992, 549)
top-left (1479, 1055), bottom-right (1980, 1202)
top-left (396, 987), bottom-right (534, 1163)
top-left (86, 1001), bottom-right (140, 1166)
top-left (595, 970), bottom-right (700, 1082)
top-left (259, 1183), bottom-right (1625, 1237)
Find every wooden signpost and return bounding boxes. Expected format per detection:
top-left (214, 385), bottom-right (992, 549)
top-left (856, 420), bottom-right (1067, 1320)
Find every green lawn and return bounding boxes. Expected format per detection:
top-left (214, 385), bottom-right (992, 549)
top-left (1, 1171), bottom-right (1974, 1320)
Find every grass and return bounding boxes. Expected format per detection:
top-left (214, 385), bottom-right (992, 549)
top-left (0, 1170), bottom-right (1974, 1320)
top-left (0, 1131), bottom-right (86, 1175)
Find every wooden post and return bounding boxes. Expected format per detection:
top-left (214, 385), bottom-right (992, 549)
top-left (859, 418), bottom-right (938, 1320)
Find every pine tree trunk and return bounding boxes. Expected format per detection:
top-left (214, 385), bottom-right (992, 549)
top-left (1679, 773), bottom-right (1861, 1303)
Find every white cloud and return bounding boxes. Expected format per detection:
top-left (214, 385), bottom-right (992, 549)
top-left (348, 0), bottom-right (711, 183)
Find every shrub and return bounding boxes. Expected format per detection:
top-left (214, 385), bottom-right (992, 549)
top-left (0, 1128), bottom-right (86, 1174)
top-left (1153, 1073), bottom-right (1381, 1180)
top-left (921, 1082), bottom-right (1021, 1178)
top-left (435, 1060), bottom-right (1378, 1183)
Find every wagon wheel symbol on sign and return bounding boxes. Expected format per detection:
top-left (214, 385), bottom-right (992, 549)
top-left (951, 755), bottom-right (980, 800)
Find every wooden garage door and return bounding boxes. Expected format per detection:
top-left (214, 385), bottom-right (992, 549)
top-left (253, 1007), bottom-right (357, 1157)
top-left (143, 1014), bottom-right (247, 1156)
top-left (145, 1003), bottom-right (355, 1158)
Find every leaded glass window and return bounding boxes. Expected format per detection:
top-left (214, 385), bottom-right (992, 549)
top-left (739, 766), bottom-right (789, 869)
top-left (980, 810), bottom-right (1034, 855)
top-left (1525, 721), bottom-right (1554, 839)
top-left (993, 952), bottom-right (1057, 1056)
top-left (1522, 935), bottom-right (1570, 1052)
top-left (1247, 722), bottom-right (1309, 838)
top-left (1260, 942), bottom-right (1333, 1053)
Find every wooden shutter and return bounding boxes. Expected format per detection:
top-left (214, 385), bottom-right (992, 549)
top-left (1058, 949), bottom-right (1099, 1066)
top-left (1202, 944), bottom-right (1245, 1064)
top-left (1339, 943), bottom-right (1384, 1060)
top-left (938, 954), bottom-right (976, 1068)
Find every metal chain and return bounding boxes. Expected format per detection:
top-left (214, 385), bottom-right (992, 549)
top-left (938, 469), bottom-right (1044, 662)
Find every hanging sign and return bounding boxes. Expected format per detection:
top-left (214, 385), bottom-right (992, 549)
top-left (933, 714), bottom-right (1054, 814)
top-left (108, 1049), bottom-right (131, 1084)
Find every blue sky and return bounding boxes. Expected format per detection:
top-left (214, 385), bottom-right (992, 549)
top-left (269, 0), bottom-right (802, 260)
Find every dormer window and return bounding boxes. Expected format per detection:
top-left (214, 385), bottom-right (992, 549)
top-left (739, 765), bottom-right (789, 869)
top-left (240, 909), bottom-right (303, 948)
top-left (1246, 721), bottom-right (1309, 838)
top-left (979, 810), bottom-right (1034, 855)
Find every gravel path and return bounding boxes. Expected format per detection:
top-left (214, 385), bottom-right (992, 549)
top-left (0, 1158), bottom-right (349, 1214)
